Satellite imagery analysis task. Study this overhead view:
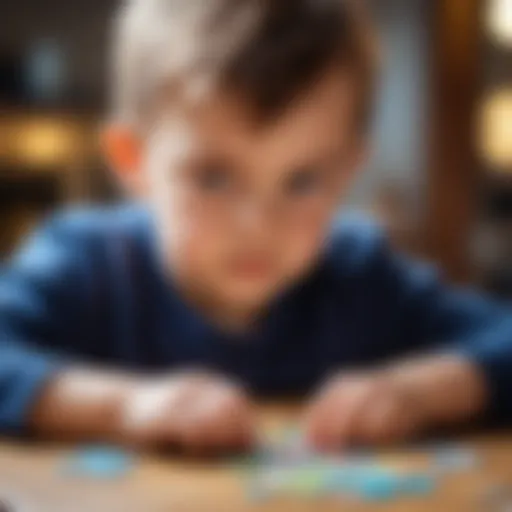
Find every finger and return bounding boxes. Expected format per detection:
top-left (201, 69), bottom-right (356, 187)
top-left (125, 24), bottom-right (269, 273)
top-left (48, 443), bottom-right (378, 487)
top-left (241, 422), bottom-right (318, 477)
top-left (123, 379), bottom-right (195, 448)
top-left (306, 380), bottom-right (372, 451)
top-left (179, 417), bottom-right (215, 456)
top-left (181, 387), bottom-right (253, 454)
top-left (356, 394), bottom-right (403, 445)
top-left (193, 395), bottom-right (241, 450)
top-left (304, 376), bottom-right (347, 438)
top-left (160, 381), bottom-right (210, 452)
top-left (356, 382), bottom-right (425, 446)
top-left (321, 382), bottom-right (375, 449)
top-left (209, 391), bottom-right (255, 450)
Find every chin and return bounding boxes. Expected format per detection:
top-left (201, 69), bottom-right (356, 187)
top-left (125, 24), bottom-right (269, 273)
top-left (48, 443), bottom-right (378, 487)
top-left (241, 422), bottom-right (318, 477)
top-left (220, 278), bottom-right (280, 308)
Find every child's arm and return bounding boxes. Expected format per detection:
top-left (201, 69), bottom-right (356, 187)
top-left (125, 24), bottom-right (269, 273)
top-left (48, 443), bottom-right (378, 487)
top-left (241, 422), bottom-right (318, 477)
top-left (30, 368), bottom-right (254, 451)
top-left (0, 214), bottom-right (88, 435)
top-left (28, 368), bottom-right (134, 441)
top-left (1, 214), bottom-right (253, 450)
top-left (377, 252), bottom-right (512, 422)
top-left (306, 226), bottom-right (512, 448)
top-left (305, 356), bottom-right (487, 449)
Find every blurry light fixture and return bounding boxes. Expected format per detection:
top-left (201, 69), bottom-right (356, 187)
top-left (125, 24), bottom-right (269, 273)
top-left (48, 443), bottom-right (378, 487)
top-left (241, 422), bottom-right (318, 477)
top-left (487, 0), bottom-right (512, 46)
top-left (479, 88), bottom-right (512, 171)
top-left (14, 119), bottom-right (81, 169)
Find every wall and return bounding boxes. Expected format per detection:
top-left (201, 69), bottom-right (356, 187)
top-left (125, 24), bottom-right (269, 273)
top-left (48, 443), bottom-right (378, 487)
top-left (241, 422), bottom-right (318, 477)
top-left (350, 0), bottom-right (430, 214)
top-left (1, 0), bottom-right (431, 210)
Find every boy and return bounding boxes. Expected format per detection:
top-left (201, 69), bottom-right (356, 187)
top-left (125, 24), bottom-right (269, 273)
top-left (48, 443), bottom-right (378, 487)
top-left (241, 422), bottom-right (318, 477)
top-left (1, 0), bottom-right (511, 454)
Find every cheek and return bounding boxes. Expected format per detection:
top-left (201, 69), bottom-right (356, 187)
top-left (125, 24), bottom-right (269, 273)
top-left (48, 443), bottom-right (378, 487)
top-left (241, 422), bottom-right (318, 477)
top-left (149, 182), bottom-right (228, 273)
top-left (280, 215), bottom-right (331, 275)
top-left (144, 127), bottom-right (215, 262)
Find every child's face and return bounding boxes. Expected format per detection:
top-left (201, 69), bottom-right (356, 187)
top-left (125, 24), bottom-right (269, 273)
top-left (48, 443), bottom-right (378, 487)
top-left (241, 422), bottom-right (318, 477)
top-left (139, 69), bottom-right (362, 307)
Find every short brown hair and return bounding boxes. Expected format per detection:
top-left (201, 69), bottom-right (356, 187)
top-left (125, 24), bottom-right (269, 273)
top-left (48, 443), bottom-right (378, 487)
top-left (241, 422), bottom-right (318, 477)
top-left (114, 0), bottom-right (378, 131)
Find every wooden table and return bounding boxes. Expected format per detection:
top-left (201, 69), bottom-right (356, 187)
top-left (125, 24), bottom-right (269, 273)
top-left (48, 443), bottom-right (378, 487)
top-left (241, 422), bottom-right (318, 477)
top-left (0, 404), bottom-right (511, 512)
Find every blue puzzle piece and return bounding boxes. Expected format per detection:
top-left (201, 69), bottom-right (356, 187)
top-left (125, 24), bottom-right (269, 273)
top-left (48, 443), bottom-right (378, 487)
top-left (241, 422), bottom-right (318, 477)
top-left (63, 445), bottom-right (135, 479)
top-left (355, 470), bottom-right (401, 502)
top-left (399, 473), bottom-right (436, 496)
top-left (324, 466), bottom-right (360, 494)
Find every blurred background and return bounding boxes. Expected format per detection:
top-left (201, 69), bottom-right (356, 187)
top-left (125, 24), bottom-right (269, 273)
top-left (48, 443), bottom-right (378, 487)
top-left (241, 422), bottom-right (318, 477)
top-left (0, 0), bottom-right (511, 296)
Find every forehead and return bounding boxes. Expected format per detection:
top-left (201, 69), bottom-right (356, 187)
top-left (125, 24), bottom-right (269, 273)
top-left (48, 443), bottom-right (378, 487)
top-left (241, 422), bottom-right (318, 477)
top-left (154, 69), bottom-right (358, 159)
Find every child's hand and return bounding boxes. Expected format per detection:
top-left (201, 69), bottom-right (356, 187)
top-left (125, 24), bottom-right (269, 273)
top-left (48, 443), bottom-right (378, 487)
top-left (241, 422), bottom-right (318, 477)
top-left (304, 370), bottom-right (425, 450)
top-left (304, 357), bottom-right (487, 451)
top-left (121, 372), bottom-right (255, 453)
top-left (31, 369), bottom-right (255, 454)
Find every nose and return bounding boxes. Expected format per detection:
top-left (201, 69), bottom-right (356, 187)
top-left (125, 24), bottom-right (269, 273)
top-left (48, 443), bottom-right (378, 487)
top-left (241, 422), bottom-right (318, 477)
top-left (233, 198), bottom-right (274, 239)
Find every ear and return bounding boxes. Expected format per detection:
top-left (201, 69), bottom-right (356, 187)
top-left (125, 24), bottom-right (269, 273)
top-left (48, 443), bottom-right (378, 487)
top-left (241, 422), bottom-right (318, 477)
top-left (101, 124), bottom-right (147, 196)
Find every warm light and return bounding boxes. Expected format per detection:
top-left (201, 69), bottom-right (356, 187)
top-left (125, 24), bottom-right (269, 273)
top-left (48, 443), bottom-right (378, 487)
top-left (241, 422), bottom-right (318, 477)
top-left (479, 89), bottom-right (512, 171)
top-left (13, 119), bottom-right (81, 168)
top-left (487, 0), bottom-right (512, 46)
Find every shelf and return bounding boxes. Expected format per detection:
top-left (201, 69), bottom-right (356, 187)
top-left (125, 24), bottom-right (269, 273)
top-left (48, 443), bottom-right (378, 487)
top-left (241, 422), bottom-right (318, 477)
top-left (0, 99), bottom-right (104, 119)
top-left (0, 172), bottom-right (61, 205)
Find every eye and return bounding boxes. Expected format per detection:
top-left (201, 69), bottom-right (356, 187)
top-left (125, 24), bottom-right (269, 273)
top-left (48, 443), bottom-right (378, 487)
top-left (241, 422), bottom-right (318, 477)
top-left (193, 161), bottom-right (232, 192)
top-left (286, 168), bottom-right (323, 196)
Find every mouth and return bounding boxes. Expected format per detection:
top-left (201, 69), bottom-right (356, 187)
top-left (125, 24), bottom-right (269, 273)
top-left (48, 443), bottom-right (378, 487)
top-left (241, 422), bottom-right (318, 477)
top-left (227, 256), bottom-right (275, 280)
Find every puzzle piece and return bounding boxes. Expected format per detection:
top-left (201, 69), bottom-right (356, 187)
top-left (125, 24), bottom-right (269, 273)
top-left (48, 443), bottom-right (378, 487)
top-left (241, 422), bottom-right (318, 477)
top-left (285, 467), bottom-right (326, 498)
top-left (355, 470), bottom-right (401, 502)
top-left (243, 425), bottom-right (457, 504)
top-left (432, 445), bottom-right (479, 474)
top-left (62, 445), bottom-right (135, 479)
top-left (247, 464), bottom-right (438, 503)
top-left (323, 465), bottom-right (358, 494)
top-left (262, 425), bottom-right (319, 466)
top-left (398, 472), bottom-right (436, 496)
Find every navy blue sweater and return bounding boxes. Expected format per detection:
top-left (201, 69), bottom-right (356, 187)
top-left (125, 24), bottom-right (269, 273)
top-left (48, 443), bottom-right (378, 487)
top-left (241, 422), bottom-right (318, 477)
top-left (1, 206), bottom-right (511, 434)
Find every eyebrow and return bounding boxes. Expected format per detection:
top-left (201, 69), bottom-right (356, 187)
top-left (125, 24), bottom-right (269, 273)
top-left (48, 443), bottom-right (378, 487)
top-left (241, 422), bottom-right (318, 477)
top-left (286, 146), bottom-right (346, 175)
top-left (174, 151), bottom-right (236, 179)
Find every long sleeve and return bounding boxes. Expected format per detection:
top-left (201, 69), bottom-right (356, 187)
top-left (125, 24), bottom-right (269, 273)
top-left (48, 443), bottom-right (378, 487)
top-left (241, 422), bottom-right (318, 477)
top-left (0, 213), bottom-right (92, 433)
top-left (368, 235), bottom-right (512, 421)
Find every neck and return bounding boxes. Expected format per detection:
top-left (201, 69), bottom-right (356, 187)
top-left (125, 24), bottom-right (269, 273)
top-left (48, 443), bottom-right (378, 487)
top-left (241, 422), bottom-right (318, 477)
top-left (179, 280), bottom-right (266, 334)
